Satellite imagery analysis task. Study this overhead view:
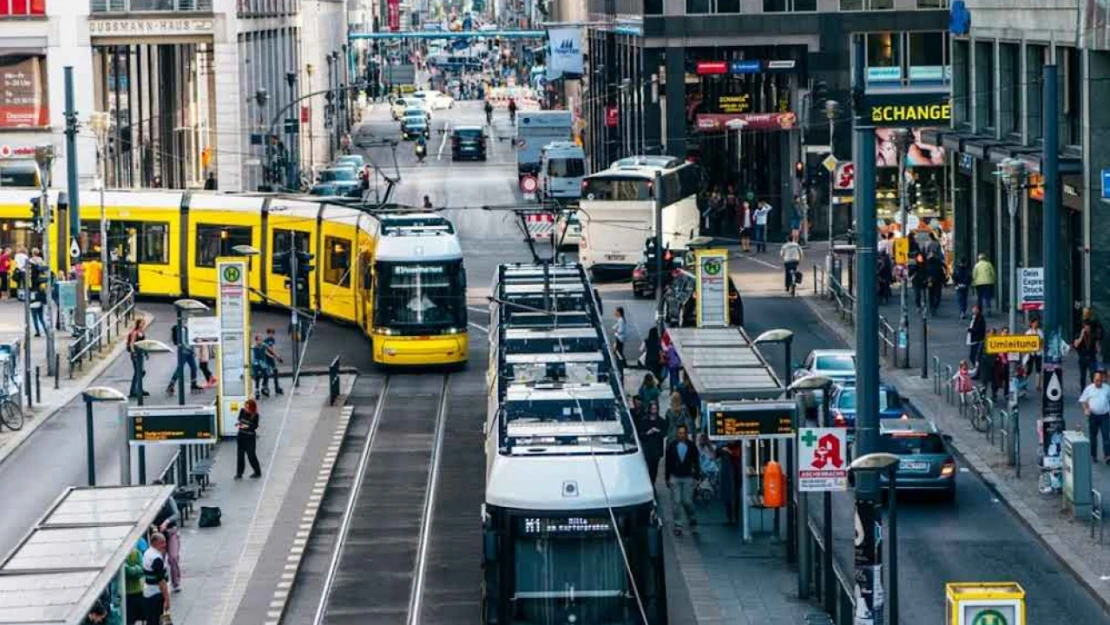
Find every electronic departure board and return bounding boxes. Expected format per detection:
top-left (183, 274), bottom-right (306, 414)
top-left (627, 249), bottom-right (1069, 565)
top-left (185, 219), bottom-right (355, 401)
top-left (707, 401), bottom-right (796, 440)
top-left (518, 516), bottom-right (613, 537)
top-left (128, 406), bottom-right (218, 445)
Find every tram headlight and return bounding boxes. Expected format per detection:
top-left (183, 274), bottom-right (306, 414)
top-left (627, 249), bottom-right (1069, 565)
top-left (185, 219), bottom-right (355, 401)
top-left (374, 327), bottom-right (396, 336)
top-left (443, 327), bottom-right (461, 335)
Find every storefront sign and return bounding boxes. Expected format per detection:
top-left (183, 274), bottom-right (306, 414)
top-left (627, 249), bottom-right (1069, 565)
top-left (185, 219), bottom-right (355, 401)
top-left (908, 65), bottom-right (950, 82)
top-left (0, 53), bottom-right (48, 128)
top-left (695, 249), bottom-right (728, 327)
top-left (958, 152), bottom-right (975, 174)
top-left (1101, 169), bottom-right (1110, 199)
top-left (88, 18), bottom-right (215, 37)
top-left (861, 92), bottom-right (951, 127)
top-left (765, 60), bottom-right (797, 71)
top-left (546, 27), bottom-right (583, 80)
top-left (713, 93), bottom-right (751, 114)
top-left (1027, 172), bottom-right (1044, 201)
top-left (867, 66), bottom-right (902, 83)
top-left (833, 161), bottom-right (854, 191)
top-left (695, 112), bottom-right (796, 132)
top-left (605, 105), bottom-right (619, 128)
top-left (1018, 267), bottom-right (1044, 311)
top-left (729, 60), bottom-right (761, 74)
top-left (0, 144), bottom-right (35, 159)
top-left (798, 427), bottom-right (849, 492)
top-left (876, 127), bottom-right (946, 167)
top-left (216, 258), bottom-right (250, 437)
top-left (695, 61), bottom-right (728, 75)
top-left (387, 0), bottom-right (401, 32)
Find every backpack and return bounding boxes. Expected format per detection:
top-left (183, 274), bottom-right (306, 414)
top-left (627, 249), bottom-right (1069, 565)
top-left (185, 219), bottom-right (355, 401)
top-left (198, 506), bottom-right (222, 528)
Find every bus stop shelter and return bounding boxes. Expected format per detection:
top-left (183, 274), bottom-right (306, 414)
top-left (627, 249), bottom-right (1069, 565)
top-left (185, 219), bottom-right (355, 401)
top-left (667, 327), bottom-right (793, 541)
top-left (0, 484), bottom-right (174, 625)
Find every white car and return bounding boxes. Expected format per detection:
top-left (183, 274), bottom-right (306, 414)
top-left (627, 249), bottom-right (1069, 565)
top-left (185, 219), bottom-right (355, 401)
top-left (390, 97), bottom-right (432, 120)
top-left (793, 349), bottom-right (858, 414)
top-left (556, 211), bottom-right (581, 248)
top-left (413, 89), bottom-right (455, 110)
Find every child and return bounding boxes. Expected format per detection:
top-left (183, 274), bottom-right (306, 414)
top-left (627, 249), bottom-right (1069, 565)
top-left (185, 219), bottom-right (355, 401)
top-left (952, 360), bottom-right (974, 407)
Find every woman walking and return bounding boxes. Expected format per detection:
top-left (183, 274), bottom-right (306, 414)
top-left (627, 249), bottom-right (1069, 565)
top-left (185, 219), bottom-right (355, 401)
top-left (665, 391), bottom-right (694, 439)
top-left (126, 319), bottom-right (149, 399)
top-left (235, 399), bottom-right (262, 479)
top-left (637, 402), bottom-right (666, 489)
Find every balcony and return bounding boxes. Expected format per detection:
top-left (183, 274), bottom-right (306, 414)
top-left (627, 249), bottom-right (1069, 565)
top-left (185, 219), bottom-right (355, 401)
top-left (90, 0), bottom-right (213, 12)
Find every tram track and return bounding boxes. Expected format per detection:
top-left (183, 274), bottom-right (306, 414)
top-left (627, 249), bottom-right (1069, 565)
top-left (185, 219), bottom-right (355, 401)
top-left (285, 372), bottom-right (452, 625)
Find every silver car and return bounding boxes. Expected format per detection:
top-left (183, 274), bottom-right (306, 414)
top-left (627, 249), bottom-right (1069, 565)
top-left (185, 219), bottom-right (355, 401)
top-left (793, 349), bottom-right (857, 415)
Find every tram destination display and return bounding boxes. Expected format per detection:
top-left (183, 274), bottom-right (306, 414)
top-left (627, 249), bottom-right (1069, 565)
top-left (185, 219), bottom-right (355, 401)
top-left (128, 405), bottom-right (218, 445)
top-left (518, 516), bottom-right (613, 537)
top-left (707, 401), bottom-right (796, 440)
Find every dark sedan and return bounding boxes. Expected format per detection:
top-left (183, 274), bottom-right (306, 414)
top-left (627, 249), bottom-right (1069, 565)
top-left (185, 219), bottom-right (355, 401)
top-left (878, 418), bottom-right (958, 502)
top-left (309, 167), bottom-right (362, 198)
top-left (451, 126), bottom-right (487, 161)
top-left (829, 383), bottom-right (909, 432)
top-left (401, 115), bottom-right (429, 141)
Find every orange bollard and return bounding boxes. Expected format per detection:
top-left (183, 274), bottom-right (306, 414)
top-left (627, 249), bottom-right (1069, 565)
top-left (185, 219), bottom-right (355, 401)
top-left (763, 460), bottom-right (786, 508)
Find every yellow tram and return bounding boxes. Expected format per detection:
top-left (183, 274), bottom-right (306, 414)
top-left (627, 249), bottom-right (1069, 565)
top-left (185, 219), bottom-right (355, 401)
top-left (0, 189), bottom-right (468, 367)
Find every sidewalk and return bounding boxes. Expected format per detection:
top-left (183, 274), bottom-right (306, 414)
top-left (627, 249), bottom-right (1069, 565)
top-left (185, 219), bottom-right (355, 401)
top-left (801, 259), bottom-right (1110, 612)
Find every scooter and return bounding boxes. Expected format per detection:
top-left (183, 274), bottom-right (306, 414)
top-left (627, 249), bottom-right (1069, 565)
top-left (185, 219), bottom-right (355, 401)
top-left (415, 142), bottom-right (427, 162)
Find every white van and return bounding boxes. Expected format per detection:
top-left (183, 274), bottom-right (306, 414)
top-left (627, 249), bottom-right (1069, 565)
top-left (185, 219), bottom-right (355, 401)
top-left (538, 142), bottom-right (586, 202)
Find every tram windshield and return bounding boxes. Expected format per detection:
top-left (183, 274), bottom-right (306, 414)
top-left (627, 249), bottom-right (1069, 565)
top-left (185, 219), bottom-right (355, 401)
top-left (373, 259), bottom-right (466, 333)
top-left (504, 399), bottom-right (618, 424)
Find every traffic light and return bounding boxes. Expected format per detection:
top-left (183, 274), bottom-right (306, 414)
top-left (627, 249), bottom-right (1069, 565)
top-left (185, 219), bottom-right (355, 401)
top-left (295, 250), bottom-right (315, 274)
top-left (272, 251), bottom-right (290, 276)
top-left (29, 197), bottom-right (41, 231)
top-left (794, 161), bottom-right (805, 181)
top-left (294, 277), bottom-right (310, 309)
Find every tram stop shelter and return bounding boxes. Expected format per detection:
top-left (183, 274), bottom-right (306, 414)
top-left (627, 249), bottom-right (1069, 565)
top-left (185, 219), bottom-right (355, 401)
top-left (0, 484), bottom-right (175, 625)
top-left (667, 326), bottom-right (794, 542)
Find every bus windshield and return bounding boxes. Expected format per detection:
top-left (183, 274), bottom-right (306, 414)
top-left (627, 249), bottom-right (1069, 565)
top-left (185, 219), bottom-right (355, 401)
top-left (581, 176), bottom-right (651, 201)
top-left (373, 260), bottom-right (466, 333)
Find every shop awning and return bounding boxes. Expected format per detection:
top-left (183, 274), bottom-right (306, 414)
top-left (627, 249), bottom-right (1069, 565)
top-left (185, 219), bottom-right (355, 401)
top-left (0, 485), bottom-right (174, 625)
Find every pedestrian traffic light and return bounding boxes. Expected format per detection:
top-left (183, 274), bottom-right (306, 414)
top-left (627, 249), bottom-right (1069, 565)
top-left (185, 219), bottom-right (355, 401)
top-left (794, 161), bottom-right (805, 180)
top-left (272, 251), bottom-right (290, 276)
top-left (295, 250), bottom-right (315, 275)
top-left (29, 197), bottom-right (41, 230)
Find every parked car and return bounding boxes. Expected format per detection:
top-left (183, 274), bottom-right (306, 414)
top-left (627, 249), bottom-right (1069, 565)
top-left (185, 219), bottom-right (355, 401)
top-left (401, 115), bottom-right (430, 141)
top-left (414, 89), bottom-right (455, 110)
top-left (794, 349), bottom-right (857, 415)
top-left (828, 383), bottom-right (910, 433)
top-left (450, 126), bottom-right (487, 161)
top-left (310, 167), bottom-right (362, 197)
top-left (878, 418), bottom-right (957, 502)
top-left (556, 210), bottom-right (581, 248)
top-left (335, 154), bottom-right (366, 170)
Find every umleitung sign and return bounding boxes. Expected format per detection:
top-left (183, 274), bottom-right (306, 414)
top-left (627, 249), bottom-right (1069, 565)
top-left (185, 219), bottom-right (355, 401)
top-left (861, 92), bottom-right (951, 127)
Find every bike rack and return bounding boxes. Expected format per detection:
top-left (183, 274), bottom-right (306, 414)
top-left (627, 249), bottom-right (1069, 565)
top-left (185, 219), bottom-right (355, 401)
top-left (998, 409), bottom-right (1011, 462)
top-left (932, 357), bottom-right (942, 394)
top-left (944, 365), bottom-right (954, 404)
top-left (984, 398), bottom-right (995, 444)
top-left (1093, 489), bottom-right (1104, 545)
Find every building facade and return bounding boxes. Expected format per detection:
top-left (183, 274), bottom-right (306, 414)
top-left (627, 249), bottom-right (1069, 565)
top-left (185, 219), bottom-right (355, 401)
top-left (580, 0), bottom-right (950, 239)
top-left (930, 0), bottom-right (1099, 340)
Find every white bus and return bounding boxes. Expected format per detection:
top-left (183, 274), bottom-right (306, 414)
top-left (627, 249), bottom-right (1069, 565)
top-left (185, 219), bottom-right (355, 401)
top-left (577, 160), bottom-right (703, 277)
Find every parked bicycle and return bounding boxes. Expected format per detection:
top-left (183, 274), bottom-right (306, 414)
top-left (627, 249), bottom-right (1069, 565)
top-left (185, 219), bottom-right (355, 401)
top-left (0, 383), bottom-right (24, 432)
top-left (968, 385), bottom-right (992, 433)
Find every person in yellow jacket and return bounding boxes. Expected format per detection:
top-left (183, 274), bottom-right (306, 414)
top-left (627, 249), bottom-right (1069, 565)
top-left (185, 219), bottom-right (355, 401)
top-left (972, 252), bottom-right (996, 316)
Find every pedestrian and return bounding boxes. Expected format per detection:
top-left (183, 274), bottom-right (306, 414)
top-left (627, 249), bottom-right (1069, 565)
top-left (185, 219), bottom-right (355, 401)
top-left (151, 480), bottom-right (182, 593)
top-left (791, 195), bottom-right (805, 244)
top-left (127, 319), bottom-right (149, 399)
top-left (978, 328), bottom-right (1000, 399)
top-left (952, 360), bottom-right (975, 408)
top-left (612, 307), bottom-right (627, 370)
top-left (629, 395), bottom-right (645, 425)
top-left (780, 234), bottom-right (804, 292)
top-left (12, 246), bottom-right (27, 300)
top-left (953, 259), bottom-right (971, 319)
top-left (123, 537), bottom-right (148, 624)
top-left (664, 424), bottom-right (701, 536)
top-left (166, 322), bottom-right (201, 395)
top-left (909, 253), bottom-right (927, 310)
top-left (676, 368), bottom-right (699, 421)
top-left (703, 190), bottom-right (723, 236)
top-left (737, 200), bottom-right (752, 253)
top-left (926, 251), bottom-right (946, 314)
top-left (878, 231), bottom-right (893, 258)
top-left (995, 328), bottom-right (1014, 396)
top-left (81, 600), bottom-right (109, 625)
top-left (718, 440), bottom-right (741, 524)
top-left (1080, 371), bottom-right (1110, 464)
top-left (665, 391), bottom-right (694, 439)
top-left (29, 285), bottom-right (46, 337)
top-left (638, 372), bottom-right (661, 407)
top-left (724, 186), bottom-right (739, 235)
top-left (638, 402), bottom-right (665, 488)
top-left (1026, 317), bottom-right (1044, 391)
top-left (641, 326), bottom-right (662, 380)
top-left (251, 334), bottom-right (272, 399)
top-left (235, 398), bottom-right (262, 479)
top-left (196, 342), bottom-right (216, 388)
top-left (753, 200), bottom-right (772, 253)
top-left (141, 532), bottom-right (170, 625)
top-left (877, 252), bottom-right (893, 304)
top-left (971, 253), bottom-right (996, 315)
top-left (423, 195), bottom-right (433, 210)
top-left (0, 247), bottom-right (10, 298)
top-left (967, 304), bottom-right (986, 371)
top-left (263, 328), bottom-right (285, 396)
top-left (664, 339), bottom-right (681, 390)
top-left (1074, 317), bottom-right (1101, 389)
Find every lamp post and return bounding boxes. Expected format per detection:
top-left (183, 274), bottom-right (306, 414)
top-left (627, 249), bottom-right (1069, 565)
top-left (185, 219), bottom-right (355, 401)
top-left (850, 452), bottom-right (901, 625)
top-left (999, 158), bottom-right (1027, 423)
top-left (89, 112), bottom-right (113, 307)
top-left (173, 299), bottom-right (209, 406)
top-left (824, 100), bottom-right (838, 252)
top-left (253, 88), bottom-right (270, 191)
top-left (754, 329), bottom-right (796, 563)
top-left (726, 118), bottom-right (749, 195)
top-left (33, 144), bottom-right (57, 377)
top-left (81, 386), bottom-right (127, 487)
top-left (133, 338), bottom-right (171, 483)
top-left (788, 373), bottom-right (833, 605)
top-left (891, 128), bottom-right (913, 369)
top-left (285, 71), bottom-right (298, 192)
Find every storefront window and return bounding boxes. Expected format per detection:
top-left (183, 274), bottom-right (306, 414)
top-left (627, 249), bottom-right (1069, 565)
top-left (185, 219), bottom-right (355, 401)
top-left (974, 41), bottom-right (994, 131)
top-left (718, 0), bottom-right (739, 12)
top-left (686, 0), bottom-right (710, 13)
top-left (1062, 46), bottom-right (1082, 147)
top-left (1026, 45), bottom-right (1045, 141)
top-left (1000, 43), bottom-right (1021, 135)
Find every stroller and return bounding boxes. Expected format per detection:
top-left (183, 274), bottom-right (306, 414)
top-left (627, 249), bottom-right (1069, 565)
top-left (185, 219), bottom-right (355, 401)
top-left (694, 448), bottom-right (720, 505)
top-left (1011, 361), bottom-right (1030, 400)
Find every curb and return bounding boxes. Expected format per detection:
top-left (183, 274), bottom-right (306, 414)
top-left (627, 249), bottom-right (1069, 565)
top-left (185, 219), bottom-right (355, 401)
top-left (798, 293), bottom-right (1110, 614)
top-left (262, 375), bottom-right (357, 625)
top-left (0, 310), bottom-right (155, 471)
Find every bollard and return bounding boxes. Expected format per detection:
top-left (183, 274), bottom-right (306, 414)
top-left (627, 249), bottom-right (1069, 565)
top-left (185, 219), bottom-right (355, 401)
top-left (24, 370), bottom-right (31, 408)
top-left (932, 357), bottom-right (941, 394)
top-left (944, 365), bottom-right (954, 404)
top-left (1013, 413), bottom-right (1021, 478)
top-left (54, 353), bottom-right (59, 390)
top-left (34, 366), bottom-right (40, 404)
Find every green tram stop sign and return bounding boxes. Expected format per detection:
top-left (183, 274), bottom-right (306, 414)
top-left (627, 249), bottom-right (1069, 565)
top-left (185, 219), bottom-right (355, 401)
top-left (128, 405), bottom-right (218, 445)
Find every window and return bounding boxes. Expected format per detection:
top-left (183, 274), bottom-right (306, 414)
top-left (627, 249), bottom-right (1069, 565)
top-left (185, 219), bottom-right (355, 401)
top-left (106, 221), bottom-right (168, 265)
top-left (195, 224), bottom-right (251, 268)
top-left (916, 0), bottom-right (948, 6)
top-left (373, 260), bottom-right (466, 331)
top-left (272, 228), bottom-right (309, 274)
top-left (582, 176), bottom-right (652, 201)
top-left (0, 0), bottom-right (46, 16)
top-left (953, 39), bottom-right (970, 125)
top-left (644, 0), bottom-right (662, 14)
top-left (866, 33), bottom-right (902, 84)
top-left (1062, 46), bottom-right (1082, 147)
top-left (908, 32), bottom-right (946, 69)
top-left (1000, 43), bottom-right (1021, 134)
top-left (1026, 45), bottom-right (1045, 142)
top-left (842, 0), bottom-right (891, 9)
top-left (548, 158), bottom-right (586, 177)
top-left (324, 235), bottom-right (351, 287)
top-left (815, 354), bottom-right (856, 372)
top-left (686, 0), bottom-right (710, 13)
top-left (974, 41), bottom-right (994, 130)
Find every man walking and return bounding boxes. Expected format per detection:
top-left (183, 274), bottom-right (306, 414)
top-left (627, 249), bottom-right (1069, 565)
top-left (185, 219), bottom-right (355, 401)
top-left (753, 200), bottom-right (772, 253)
top-left (141, 532), bottom-right (170, 625)
top-left (972, 253), bottom-right (996, 315)
top-left (780, 235), bottom-right (804, 292)
top-left (166, 322), bottom-right (201, 395)
top-left (665, 424), bottom-right (701, 536)
top-left (263, 328), bottom-right (285, 396)
top-left (1080, 371), bottom-right (1110, 464)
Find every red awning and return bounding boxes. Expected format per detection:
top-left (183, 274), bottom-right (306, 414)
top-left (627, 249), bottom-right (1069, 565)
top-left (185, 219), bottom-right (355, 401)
top-left (695, 112), bottom-right (798, 132)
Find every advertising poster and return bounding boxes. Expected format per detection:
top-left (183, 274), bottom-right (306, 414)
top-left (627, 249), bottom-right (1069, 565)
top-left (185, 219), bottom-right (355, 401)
top-left (387, 0), bottom-right (401, 32)
top-left (875, 127), bottom-right (945, 168)
top-left (216, 259), bottom-right (250, 437)
top-left (546, 27), bottom-right (583, 80)
top-left (0, 53), bottom-right (48, 128)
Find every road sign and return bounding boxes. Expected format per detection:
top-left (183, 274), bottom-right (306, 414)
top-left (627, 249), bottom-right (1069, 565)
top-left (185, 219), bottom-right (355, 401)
top-left (520, 175), bottom-right (538, 194)
top-left (822, 154), bottom-right (837, 172)
top-left (707, 401), bottom-right (795, 441)
top-left (833, 161), bottom-right (855, 190)
top-left (798, 427), bottom-right (848, 492)
top-left (892, 237), bottom-right (909, 265)
top-left (128, 405), bottom-right (218, 445)
top-left (1102, 169), bottom-right (1110, 199)
top-left (984, 335), bottom-right (1042, 355)
top-left (1018, 267), bottom-right (1044, 310)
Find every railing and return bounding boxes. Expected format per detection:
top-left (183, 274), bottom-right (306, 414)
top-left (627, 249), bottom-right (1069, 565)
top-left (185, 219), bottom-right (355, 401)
top-left (827, 276), bottom-right (856, 326)
top-left (1093, 489), bottom-right (1104, 545)
top-left (328, 355), bottom-right (341, 406)
top-left (156, 442), bottom-right (212, 486)
top-left (878, 315), bottom-right (896, 362)
top-left (67, 277), bottom-right (137, 379)
top-left (803, 516), bottom-right (854, 624)
top-left (90, 0), bottom-right (213, 12)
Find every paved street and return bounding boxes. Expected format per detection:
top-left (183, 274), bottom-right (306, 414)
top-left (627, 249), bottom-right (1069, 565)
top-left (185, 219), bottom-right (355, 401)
top-left (728, 246), bottom-right (1110, 623)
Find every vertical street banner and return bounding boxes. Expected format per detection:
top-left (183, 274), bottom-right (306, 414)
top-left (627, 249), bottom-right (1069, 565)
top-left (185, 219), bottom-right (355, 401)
top-left (695, 249), bottom-right (729, 327)
top-left (387, 0), bottom-right (401, 32)
top-left (546, 27), bottom-right (583, 81)
top-left (216, 258), bottom-right (250, 437)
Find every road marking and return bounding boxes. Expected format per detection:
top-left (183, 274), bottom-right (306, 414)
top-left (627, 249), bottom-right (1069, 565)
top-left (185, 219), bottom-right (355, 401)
top-left (468, 321), bottom-right (489, 333)
top-left (407, 376), bottom-right (452, 625)
top-left (467, 305), bottom-right (488, 313)
top-left (738, 253), bottom-right (779, 270)
top-left (438, 121), bottom-right (450, 161)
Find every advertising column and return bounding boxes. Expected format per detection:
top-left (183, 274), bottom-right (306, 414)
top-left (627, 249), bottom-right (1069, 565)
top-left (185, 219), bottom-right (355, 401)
top-left (216, 258), bottom-right (250, 437)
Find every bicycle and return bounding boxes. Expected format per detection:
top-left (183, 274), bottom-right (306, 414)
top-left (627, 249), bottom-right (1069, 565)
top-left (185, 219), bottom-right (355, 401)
top-left (968, 385), bottom-right (991, 433)
top-left (0, 384), bottom-right (24, 432)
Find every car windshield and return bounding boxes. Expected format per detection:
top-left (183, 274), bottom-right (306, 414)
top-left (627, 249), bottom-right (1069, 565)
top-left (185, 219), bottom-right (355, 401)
top-left (404, 108), bottom-right (425, 117)
top-left (880, 433), bottom-right (948, 455)
top-left (836, 389), bottom-right (895, 413)
top-left (455, 128), bottom-right (482, 139)
top-left (404, 116), bottom-right (426, 126)
top-left (816, 355), bottom-right (856, 372)
top-left (319, 168), bottom-right (356, 182)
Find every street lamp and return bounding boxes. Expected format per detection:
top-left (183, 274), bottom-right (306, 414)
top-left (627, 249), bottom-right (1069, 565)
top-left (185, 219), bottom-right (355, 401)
top-left (173, 299), bottom-right (209, 406)
top-left (754, 329), bottom-right (797, 563)
top-left (33, 144), bottom-right (57, 378)
top-left (788, 373), bottom-right (834, 606)
top-left (825, 100), bottom-right (839, 256)
top-left (850, 452), bottom-right (901, 625)
top-left (725, 118), bottom-right (749, 193)
top-left (998, 158), bottom-right (1027, 428)
top-left (133, 338), bottom-right (171, 483)
top-left (89, 112), bottom-right (112, 308)
top-left (891, 128), bottom-right (914, 370)
top-left (81, 386), bottom-right (127, 487)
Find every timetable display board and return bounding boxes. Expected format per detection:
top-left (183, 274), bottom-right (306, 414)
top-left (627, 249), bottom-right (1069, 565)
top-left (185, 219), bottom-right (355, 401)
top-left (128, 406), bottom-right (218, 445)
top-left (707, 401), bottom-right (796, 440)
